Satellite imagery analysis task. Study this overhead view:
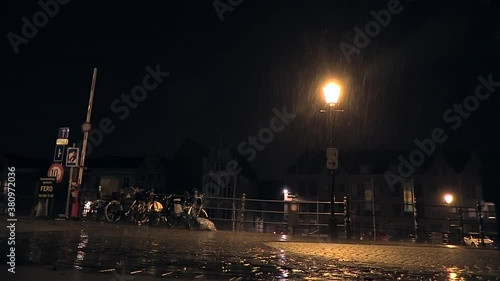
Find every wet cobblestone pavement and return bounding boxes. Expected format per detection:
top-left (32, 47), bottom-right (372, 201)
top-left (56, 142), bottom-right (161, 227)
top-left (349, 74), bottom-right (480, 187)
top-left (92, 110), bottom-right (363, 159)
top-left (1, 219), bottom-right (499, 280)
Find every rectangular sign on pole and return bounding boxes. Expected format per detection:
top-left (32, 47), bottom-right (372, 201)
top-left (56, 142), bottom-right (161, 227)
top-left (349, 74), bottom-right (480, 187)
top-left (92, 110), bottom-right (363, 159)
top-left (53, 145), bottom-right (65, 162)
top-left (326, 147), bottom-right (339, 170)
top-left (65, 147), bottom-right (80, 167)
top-left (326, 148), bottom-right (338, 160)
top-left (58, 127), bottom-right (70, 139)
top-left (38, 177), bottom-right (56, 199)
top-left (56, 127), bottom-right (70, 145)
top-left (326, 159), bottom-right (338, 170)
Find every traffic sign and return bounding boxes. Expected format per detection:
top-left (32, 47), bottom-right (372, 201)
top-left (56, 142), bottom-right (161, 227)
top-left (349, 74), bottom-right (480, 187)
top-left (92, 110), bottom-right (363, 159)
top-left (53, 145), bottom-right (65, 162)
top-left (47, 163), bottom-right (64, 183)
top-left (66, 147), bottom-right (80, 167)
top-left (326, 158), bottom-right (338, 170)
top-left (56, 138), bottom-right (69, 145)
top-left (326, 148), bottom-right (338, 160)
top-left (58, 127), bottom-right (70, 138)
top-left (38, 177), bottom-right (56, 198)
top-left (81, 122), bottom-right (92, 132)
top-left (56, 127), bottom-right (70, 145)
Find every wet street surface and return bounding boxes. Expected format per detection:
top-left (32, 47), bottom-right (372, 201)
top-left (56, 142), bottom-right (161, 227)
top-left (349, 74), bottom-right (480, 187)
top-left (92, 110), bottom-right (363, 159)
top-left (1, 219), bottom-right (499, 280)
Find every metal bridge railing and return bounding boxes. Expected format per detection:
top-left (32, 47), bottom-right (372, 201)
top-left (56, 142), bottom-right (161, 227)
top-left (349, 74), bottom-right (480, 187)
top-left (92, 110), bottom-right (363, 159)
top-left (201, 193), bottom-right (497, 245)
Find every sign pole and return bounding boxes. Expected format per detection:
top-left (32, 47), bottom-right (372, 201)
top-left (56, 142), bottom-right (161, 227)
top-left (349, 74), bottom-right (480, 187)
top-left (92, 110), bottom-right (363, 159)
top-left (65, 143), bottom-right (76, 218)
top-left (77, 68), bottom-right (97, 187)
top-left (45, 198), bottom-right (49, 216)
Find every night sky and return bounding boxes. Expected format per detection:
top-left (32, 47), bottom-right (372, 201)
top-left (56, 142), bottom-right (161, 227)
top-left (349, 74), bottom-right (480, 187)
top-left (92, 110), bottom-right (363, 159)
top-left (3, 0), bottom-right (499, 179)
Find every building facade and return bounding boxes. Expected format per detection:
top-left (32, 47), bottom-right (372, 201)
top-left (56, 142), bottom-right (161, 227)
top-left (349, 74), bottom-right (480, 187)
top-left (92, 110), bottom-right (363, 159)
top-left (285, 149), bottom-right (497, 240)
top-left (84, 155), bottom-right (169, 200)
top-left (201, 143), bottom-right (260, 228)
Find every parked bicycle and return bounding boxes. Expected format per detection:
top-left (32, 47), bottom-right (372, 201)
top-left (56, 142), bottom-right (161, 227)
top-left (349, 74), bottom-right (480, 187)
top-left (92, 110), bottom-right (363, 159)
top-left (140, 193), bottom-right (186, 228)
top-left (87, 187), bottom-right (111, 221)
top-left (185, 191), bottom-right (208, 229)
top-left (87, 199), bottom-right (107, 221)
top-left (104, 187), bottom-right (148, 223)
top-left (135, 189), bottom-right (164, 225)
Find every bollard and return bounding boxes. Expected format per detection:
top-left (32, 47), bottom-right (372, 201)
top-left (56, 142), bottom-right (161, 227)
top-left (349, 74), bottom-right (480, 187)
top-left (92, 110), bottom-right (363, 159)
top-left (413, 197), bottom-right (419, 243)
top-left (477, 201), bottom-right (485, 247)
top-left (239, 193), bottom-right (246, 231)
top-left (71, 186), bottom-right (80, 219)
top-left (329, 216), bottom-right (338, 240)
top-left (344, 195), bottom-right (351, 239)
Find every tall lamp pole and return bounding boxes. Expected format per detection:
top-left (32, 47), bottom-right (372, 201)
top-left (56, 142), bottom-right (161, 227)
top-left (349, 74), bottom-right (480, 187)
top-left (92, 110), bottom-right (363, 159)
top-left (77, 68), bottom-right (98, 188)
top-left (321, 82), bottom-right (343, 241)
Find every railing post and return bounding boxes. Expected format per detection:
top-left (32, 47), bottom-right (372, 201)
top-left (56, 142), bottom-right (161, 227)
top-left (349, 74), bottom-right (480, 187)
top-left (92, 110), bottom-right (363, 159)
top-left (458, 205), bottom-right (465, 245)
top-left (239, 193), bottom-right (246, 231)
top-left (413, 197), bottom-right (419, 243)
top-left (344, 194), bottom-right (351, 239)
top-left (477, 200), bottom-right (485, 247)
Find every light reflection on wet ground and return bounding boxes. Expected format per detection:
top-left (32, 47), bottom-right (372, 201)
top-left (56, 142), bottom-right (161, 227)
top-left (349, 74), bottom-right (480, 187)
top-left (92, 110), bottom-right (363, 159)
top-left (1, 222), bottom-right (498, 280)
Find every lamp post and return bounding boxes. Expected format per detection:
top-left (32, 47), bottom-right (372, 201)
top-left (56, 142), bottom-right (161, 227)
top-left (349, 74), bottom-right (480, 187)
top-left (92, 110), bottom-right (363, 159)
top-left (443, 193), bottom-right (453, 243)
top-left (444, 193), bottom-right (464, 245)
top-left (322, 82), bottom-right (342, 241)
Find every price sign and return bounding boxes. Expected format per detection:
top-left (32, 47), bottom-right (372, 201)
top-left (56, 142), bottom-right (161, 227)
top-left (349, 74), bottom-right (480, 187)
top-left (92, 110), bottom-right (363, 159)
top-left (38, 177), bottom-right (56, 199)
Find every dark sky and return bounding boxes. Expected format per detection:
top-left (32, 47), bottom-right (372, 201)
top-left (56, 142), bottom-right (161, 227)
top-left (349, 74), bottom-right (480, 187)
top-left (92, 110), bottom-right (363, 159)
top-left (2, 0), bottom-right (499, 179)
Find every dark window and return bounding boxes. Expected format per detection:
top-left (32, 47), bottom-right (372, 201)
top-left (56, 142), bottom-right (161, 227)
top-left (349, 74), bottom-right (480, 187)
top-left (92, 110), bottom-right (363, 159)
top-left (392, 182), bottom-right (402, 197)
top-left (414, 184), bottom-right (423, 197)
top-left (215, 161), bottom-right (225, 171)
top-left (465, 184), bottom-right (476, 198)
top-left (337, 183), bottom-right (345, 193)
top-left (308, 181), bottom-right (318, 196)
top-left (389, 164), bottom-right (397, 173)
top-left (393, 204), bottom-right (401, 216)
top-left (438, 166), bottom-right (444, 175)
top-left (360, 164), bottom-right (371, 174)
top-left (416, 202), bottom-right (425, 218)
top-left (298, 181), bottom-right (306, 196)
top-left (351, 184), bottom-right (358, 197)
top-left (122, 177), bottom-right (129, 188)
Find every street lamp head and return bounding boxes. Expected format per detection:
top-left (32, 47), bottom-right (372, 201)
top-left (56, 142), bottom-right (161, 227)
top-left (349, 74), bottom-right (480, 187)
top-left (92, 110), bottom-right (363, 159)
top-left (283, 189), bottom-right (288, 194)
top-left (444, 194), bottom-right (453, 204)
top-left (323, 83), bottom-right (341, 105)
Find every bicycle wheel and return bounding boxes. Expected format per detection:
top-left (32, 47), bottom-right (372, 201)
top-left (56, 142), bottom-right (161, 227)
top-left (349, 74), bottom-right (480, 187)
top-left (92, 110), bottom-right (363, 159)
top-left (105, 200), bottom-right (123, 222)
top-left (166, 210), bottom-right (178, 228)
top-left (88, 200), bottom-right (106, 221)
top-left (199, 209), bottom-right (208, 218)
top-left (134, 201), bottom-right (149, 224)
top-left (149, 211), bottom-right (162, 226)
top-left (186, 207), bottom-right (198, 230)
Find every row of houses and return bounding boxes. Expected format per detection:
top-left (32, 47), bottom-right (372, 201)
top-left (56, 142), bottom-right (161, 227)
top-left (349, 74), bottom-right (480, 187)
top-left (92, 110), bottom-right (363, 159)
top-left (1, 140), bottom-right (498, 239)
top-left (284, 148), bottom-right (498, 238)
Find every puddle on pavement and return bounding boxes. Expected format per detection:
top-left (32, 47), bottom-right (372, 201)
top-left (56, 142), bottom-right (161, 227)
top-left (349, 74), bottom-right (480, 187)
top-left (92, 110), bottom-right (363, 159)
top-left (1, 226), bottom-right (498, 280)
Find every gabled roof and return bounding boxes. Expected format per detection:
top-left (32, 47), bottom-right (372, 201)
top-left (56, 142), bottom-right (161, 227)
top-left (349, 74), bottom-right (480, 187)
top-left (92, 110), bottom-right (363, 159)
top-left (86, 156), bottom-right (145, 169)
top-left (0, 152), bottom-right (51, 170)
top-left (286, 148), bottom-right (490, 175)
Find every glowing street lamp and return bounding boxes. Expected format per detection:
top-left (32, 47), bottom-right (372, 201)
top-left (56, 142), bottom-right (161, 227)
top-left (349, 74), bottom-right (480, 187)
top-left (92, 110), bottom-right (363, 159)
top-left (444, 194), bottom-right (453, 205)
top-left (323, 83), bottom-right (341, 106)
